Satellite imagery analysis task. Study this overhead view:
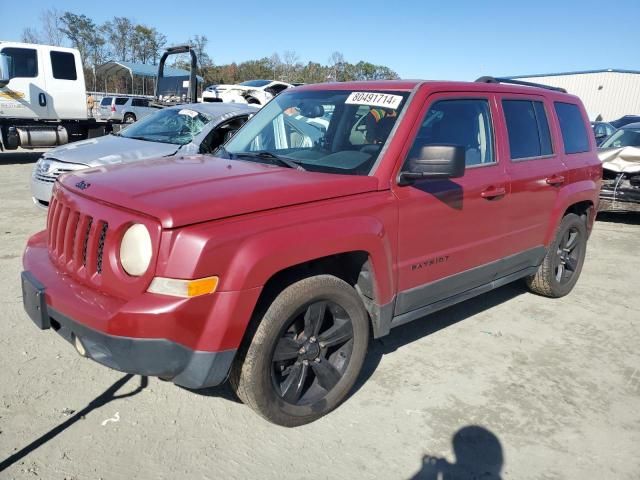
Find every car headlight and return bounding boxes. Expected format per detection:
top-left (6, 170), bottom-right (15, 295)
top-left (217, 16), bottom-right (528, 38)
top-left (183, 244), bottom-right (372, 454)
top-left (119, 224), bottom-right (152, 276)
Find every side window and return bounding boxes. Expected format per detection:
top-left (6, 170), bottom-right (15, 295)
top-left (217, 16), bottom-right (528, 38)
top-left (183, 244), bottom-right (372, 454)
top-left (502, 99), bottom-right (553, 160)
top-left (554, 102), bottom-right (590, 154)
top-left (533, 102), bottom-right (553, 155)
top-left (50, 51), bottom-right (77, 80)
top-left (406, 98), bottom-right (494, 167)
top-left (131, 99), bottom-right (141, 107)
top-left (1, 47), bottom-right (38, 79)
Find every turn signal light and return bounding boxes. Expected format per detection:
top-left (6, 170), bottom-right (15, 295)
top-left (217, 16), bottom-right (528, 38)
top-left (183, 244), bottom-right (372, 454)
top-left (147, 276), bottom-right (219, 298)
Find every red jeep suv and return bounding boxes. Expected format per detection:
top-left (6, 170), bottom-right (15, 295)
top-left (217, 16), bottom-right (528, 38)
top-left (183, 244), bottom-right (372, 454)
top-left (22, 78), bottom-right (601, 426)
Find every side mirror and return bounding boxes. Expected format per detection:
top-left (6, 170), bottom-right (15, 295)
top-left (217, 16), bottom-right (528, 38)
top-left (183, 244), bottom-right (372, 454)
top-left (399, 145), bottom-right (466, 184)
top-left (0, 54), bottom-right (10, 87)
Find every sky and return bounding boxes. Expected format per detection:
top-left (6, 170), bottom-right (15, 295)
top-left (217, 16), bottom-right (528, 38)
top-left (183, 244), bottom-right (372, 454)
top-left (2, 0), bottom-right (638, 80)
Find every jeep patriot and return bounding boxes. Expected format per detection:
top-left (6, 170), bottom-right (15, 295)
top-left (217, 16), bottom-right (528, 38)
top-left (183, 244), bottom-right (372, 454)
top-left (21, 78), bottom-right (601, 426)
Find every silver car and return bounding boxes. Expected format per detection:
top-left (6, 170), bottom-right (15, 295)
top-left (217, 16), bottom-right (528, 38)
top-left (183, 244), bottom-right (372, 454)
top-left (31, 103), bottom-right (257, 208)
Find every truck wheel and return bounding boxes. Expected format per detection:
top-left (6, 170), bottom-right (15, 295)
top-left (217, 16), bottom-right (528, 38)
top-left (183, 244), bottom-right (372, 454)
top-left (526, 213), bottom-right (587, 298)
top-left (230, 275), bottom-right (369, 427)
top-left (124, 113), bottom-right (136, 123)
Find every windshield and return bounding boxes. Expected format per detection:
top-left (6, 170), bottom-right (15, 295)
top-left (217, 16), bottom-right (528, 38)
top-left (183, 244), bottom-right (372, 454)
top-left (221, 89), bottom-right (409, 175)
top-left (601, 127), bottom-right (640, 148)
top-left (119, 107), bottom-right (212, 145)
top-left (239, 80), bottom-right (272, 87)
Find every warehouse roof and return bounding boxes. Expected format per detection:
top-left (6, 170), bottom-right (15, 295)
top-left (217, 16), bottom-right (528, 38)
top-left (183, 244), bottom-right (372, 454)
top-left (510, 69), bottom-right (640, 79)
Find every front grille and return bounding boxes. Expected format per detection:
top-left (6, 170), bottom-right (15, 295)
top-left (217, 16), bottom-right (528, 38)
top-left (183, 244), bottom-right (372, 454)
top-left (34, 159), bottom-right (83, 183)
top-left (48, 195), bottom-right (107, 277)
top-left (97, 222), bottom-right (109, 273)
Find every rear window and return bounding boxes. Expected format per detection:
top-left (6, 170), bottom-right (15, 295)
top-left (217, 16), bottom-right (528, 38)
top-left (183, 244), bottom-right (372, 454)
top-left (554, 102), bottom-right (590, 154)
top-left (115, 97), bottom-right (129, 105)
top-left (100, 97), bottom-right (112, 106)
top-left (50, 51), bottom-right (77, 80)
top-left (502, 100), bottom-right (553, 159)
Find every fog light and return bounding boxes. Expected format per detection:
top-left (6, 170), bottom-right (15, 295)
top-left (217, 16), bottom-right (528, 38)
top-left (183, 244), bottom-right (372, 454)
top-left (74, 335), bottom-right (87, 357)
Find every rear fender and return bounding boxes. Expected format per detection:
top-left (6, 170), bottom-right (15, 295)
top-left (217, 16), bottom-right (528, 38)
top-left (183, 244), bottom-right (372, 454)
top-left (544, 180), bottom-right (598, 245)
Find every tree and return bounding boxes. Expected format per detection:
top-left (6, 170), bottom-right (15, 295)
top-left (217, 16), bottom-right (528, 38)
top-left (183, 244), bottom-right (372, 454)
top-left (40, 8), bottom-right (65, 46)
top-left (282, 50), bottom-right (300, 82)
top-left (190, 35), bottom-right (212, 68)
top-left (104, 17), bottom-right (133, 62)
top-left (59, 12), bottom-right (102, 68)
top-left (21, 27), bottom-right (40, 44)
top-left (328, 51), bottom-right (345, 82)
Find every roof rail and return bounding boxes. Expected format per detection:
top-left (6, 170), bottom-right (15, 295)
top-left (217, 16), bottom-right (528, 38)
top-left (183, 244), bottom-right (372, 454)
top-left (475, 76), bottom-right (567, 93)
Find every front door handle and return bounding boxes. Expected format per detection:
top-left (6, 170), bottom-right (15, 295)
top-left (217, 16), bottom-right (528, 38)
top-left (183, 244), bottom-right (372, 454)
top-left (481, 186), bottom-right (506, 199)
top-left (546, 174), bottom-right (565, 186)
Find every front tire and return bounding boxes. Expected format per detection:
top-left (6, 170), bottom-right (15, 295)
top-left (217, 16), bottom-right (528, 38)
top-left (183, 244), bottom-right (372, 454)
top-left (230, 275), bottom-right (370, 427)
top-left (526, 213), bottom-right (587, 298)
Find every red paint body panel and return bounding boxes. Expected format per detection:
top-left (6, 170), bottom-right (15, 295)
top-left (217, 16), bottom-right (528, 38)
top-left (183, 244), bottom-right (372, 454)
top-left (23, 80), bottom-right (601, 359)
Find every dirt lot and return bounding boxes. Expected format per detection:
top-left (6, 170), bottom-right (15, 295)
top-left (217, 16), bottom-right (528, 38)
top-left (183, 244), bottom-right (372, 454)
top-left (1, 153), bottom-right (639, 480)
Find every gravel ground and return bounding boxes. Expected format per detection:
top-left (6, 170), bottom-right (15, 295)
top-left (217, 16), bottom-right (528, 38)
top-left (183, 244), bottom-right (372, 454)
top-left (1, 153), bottom-right (639, 480)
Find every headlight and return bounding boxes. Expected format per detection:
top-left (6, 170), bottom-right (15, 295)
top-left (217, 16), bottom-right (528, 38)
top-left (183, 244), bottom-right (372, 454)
top-left (119, 224), bottom-right (152, 276)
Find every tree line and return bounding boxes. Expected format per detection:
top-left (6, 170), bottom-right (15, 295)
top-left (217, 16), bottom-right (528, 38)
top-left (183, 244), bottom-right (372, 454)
top-left (21, 9), bottom-right (399, 91)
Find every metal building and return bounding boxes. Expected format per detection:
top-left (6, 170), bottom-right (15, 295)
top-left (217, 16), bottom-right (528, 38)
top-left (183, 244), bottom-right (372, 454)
top-left (511, 69), bottom-right (640, 121)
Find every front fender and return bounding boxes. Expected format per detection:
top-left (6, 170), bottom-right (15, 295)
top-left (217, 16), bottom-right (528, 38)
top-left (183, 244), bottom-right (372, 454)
top-left (222, 215), bottom-right (395, 303)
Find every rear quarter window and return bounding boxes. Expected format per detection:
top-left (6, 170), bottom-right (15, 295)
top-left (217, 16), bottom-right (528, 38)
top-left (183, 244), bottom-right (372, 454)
top-left (115, 98), bottom-right (129, 105)
top-left (554, 102), bottom-right (590, 154)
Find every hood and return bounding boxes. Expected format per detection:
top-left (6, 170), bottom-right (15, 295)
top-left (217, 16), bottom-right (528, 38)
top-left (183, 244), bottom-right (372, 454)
top-left (43, 135), bottom-right (180, 166)
top-left (598, 146), bottom-right (640, 173)
top-left (60, 155), bottom-right (379, 228)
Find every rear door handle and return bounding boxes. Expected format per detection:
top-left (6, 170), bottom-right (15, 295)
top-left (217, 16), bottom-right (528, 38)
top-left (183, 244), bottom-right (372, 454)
top-left (546, 174), bottom-right (565, 186)
top-left (481, 186), bottom-right (506, 199)
top-left (38, 93), bottom-right (47, 107)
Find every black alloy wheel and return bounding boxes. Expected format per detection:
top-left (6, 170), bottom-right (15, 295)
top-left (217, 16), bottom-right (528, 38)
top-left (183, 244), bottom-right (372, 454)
top-left (553, 226), bottom-right (582, 284)
top-left (271, 300), bottom-right (354, 406)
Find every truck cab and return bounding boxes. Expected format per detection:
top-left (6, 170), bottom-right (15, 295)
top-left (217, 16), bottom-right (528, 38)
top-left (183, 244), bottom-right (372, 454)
top-left (0, 42), bottom-right (90, 150)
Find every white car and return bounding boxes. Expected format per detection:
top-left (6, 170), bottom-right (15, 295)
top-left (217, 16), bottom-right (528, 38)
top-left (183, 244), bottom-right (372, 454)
top-left (98, 96), bottom-right (159, 123)
top-left (202, 79), bottom-right (292, 106)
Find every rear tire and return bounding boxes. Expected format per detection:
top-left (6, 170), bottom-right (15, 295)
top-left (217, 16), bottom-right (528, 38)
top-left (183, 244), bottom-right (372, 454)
top-left (526, 213), bottom-right (587, 298)
top-left (230, 275), bottom-right (369, 427)
top-left (124, 113), bottom-right (136, 123)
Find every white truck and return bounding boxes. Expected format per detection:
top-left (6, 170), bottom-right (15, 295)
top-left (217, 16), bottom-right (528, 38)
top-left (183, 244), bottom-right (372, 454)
top-left (0, 41), bottom-right (103, 151)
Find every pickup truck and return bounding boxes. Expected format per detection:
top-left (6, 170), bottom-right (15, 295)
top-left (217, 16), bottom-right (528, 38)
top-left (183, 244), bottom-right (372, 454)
top-left (21, 78), bottom-right (601, 427)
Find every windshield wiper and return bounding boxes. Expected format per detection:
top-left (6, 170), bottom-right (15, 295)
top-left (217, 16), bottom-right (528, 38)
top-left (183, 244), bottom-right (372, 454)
top-left (234, 151), bottom-right (306, 171)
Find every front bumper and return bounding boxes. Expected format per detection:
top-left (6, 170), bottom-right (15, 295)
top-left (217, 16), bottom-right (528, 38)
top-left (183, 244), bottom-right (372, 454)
top-left (21, 232), bottom-right (262, 388)
top-left (599, 185), bottom-right (640, 212)
top-left (21, 270), bottom-right (236, 388)
top-left (31, 176), bottom-right (54, 209)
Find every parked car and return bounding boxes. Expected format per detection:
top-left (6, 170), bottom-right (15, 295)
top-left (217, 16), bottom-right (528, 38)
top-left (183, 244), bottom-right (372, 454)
top-left (202, 79), bottom-right (292, 106)
top-left (609, 115), bottom-right (640, 129)
top-left (598, 122), bottom-right (640, 212)
top-left (31, 102), bottom-right (258, 207)
top-left (21, 78), bottom-right (601, 426)
top-left (591, 121), bottom-right (616, 146)
top-left (98, 96), bottom-right (159, 123)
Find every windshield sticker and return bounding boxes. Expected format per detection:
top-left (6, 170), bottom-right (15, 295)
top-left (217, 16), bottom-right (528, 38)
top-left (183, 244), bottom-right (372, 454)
top-left (178, 109), bottom-right (199, 118)
top-left (345, 92), bottom-right (403, 110)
